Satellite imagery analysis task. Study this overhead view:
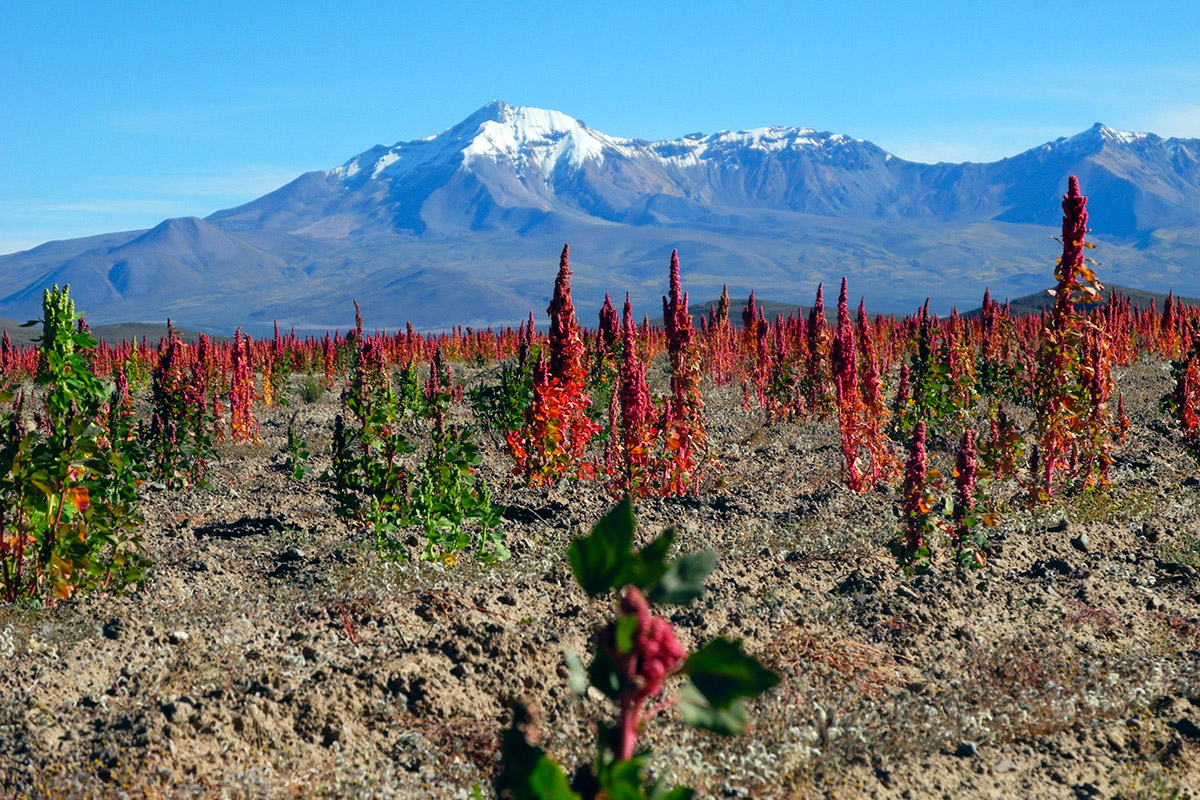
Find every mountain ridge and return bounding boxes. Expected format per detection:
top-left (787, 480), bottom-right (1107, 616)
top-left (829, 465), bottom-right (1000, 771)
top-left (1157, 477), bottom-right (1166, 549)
top-left (4, 103), bottom-right (1200, 334)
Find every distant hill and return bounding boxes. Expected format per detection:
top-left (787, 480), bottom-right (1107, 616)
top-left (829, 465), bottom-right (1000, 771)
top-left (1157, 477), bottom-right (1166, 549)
top-left (0, 318), bottom-right (225, 348)
top-left (964, 283), bottom-right (1200, 317)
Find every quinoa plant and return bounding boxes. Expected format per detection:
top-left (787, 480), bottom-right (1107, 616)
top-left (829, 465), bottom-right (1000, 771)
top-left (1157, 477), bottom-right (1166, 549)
top-left (977, 289), bottom-right (1019, 400)
top-left (329, 337), bottom-right (415, 555)
top-left (605, 296), bottom-right (659, 499)
top-left (1029, 176), bottom-right (1115, 500)
top-left (590, 293), bottom-right (622, 409)
top-left (145, 325), bottom-right (214, 487)
top-left (468, 355), bottom-right (535, 444)
top-left (498, 498), bottom-right (779, 799)
top-left (856, 298), bottom-right (895, 485)
top-left (804, 284), bottom-right (834, 419)
top-left (891, 422), bottom-right (997, 573)
top-left (229, 328), bottom-right (258, 442)
top-left (411, 348), bottom-right (507, 563)
top-left (506, 245), bottom-right (600, 485)
top-left (394, 358), bottom-right (426, 420)
top-left (979, 403), bottom-right (1023, 481)
top-left (831, 278), bottom-right (868, 490)
top-left (0, 286), bottom-right (147, 602)
top-left (890, 301), bottom-right (971, 441)
top-left (1161, 319), bottom-right (1200, 465)
top-left (660, 251), bottom-right (709, 496)
top-left (950, 429), bottom-right (989, 570)
top-left (283, 412), bottom-right (311, 481)
top-left (892, 421), bottom-right (936, 573)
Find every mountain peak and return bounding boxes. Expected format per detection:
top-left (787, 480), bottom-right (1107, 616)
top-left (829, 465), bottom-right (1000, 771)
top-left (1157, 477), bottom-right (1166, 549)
top-left (1079, 122), bottom-right (1153, 145)
top-left (454, 102), bottom-right (610, 166)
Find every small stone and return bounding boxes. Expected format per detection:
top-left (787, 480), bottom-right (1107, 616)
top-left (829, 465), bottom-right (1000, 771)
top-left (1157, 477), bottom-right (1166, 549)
top-left (1071, 533), bottom-right (1090, 553)
top-left (955, 740), bottom-right (978, 758)
top-left (994, 758), bottom-right (1018, 773)
top-left (903, 790), bottom-right (916, 800)
top-left (102, 618), bottom-right (123, 640)
top-left (169, 631), bottom-right (190, 644)
top-left (1147, 596), bottom-right (1163, 611)
top-left (277, 547), bottom-right (305, 563)
top-left (1170, 717), bottom-right (1200, 740)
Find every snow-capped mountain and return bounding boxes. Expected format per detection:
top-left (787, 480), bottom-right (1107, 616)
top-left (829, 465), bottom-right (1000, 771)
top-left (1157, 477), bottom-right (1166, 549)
top-left (4, 103), bottom-right (1200, 333)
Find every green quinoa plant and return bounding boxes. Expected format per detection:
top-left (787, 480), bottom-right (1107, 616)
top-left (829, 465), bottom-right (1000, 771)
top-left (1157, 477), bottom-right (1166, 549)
top-left (498, 498), bottom-right (779, 799)
top-left (327, 337), bottom-right (415, 556)
top-left (394, 358), bottom-right (426, 421)
top-left (283, 411), bottom-right (311, 481)
top-left (0, 285), bottom-right (147, 602)
top-left (411, 349), bottom-right (507, 563)
top-left (468, 357), bottom-right (534, 445)
top-left (890, 302), bottom-right (973, 441)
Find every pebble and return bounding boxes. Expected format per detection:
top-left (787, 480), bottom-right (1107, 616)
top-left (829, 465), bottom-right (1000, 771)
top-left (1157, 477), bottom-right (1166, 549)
top-left (1071, 533), bottom-right (1090, 553)
top-left (955, 740), bottom-right (978, 758)
top-left (169, 631), bottom-right (190, 644)
top-left (1170, 717), bottom-right (1200, 740)
top-left (994, 758), bottom-right (1018, 773)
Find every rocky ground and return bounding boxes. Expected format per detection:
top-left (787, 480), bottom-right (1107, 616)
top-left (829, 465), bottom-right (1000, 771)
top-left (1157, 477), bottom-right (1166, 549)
top-left (2, 356), bottom-right (1200, 800)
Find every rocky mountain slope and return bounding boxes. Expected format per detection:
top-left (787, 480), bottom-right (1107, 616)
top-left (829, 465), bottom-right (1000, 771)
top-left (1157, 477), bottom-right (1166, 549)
top-left (4, 103), bottom-right (1199, 334)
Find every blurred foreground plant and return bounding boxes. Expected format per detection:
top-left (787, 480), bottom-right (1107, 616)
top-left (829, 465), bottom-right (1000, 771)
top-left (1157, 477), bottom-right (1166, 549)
top-left (497, 498), bottom-right (778, 799)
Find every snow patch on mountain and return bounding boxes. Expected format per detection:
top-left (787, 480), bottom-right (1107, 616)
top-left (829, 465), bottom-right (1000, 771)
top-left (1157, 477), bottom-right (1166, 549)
top-left (331, 102), bottom-right (883, 183)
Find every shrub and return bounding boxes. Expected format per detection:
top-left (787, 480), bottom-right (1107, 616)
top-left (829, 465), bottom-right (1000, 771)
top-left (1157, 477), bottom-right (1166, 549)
top-left (298, 373), bottom-right (325, 404)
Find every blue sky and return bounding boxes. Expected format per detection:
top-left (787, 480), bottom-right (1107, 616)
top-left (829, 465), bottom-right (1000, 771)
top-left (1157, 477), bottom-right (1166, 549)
top-left (3, 0), bottom-right (1199, 254)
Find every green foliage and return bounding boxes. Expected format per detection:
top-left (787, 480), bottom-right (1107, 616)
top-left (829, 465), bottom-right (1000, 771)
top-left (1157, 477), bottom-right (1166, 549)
top-left (0, 285), bottom-right (147, 603)
top-left (976, 357), bottom-right (1021, 402)
top-left (283, 412), bottom-right (311, 481)
top-left (892, 347), bottom-right (972, 441)
top-left (327, 342), bottom-right (415, 548)
top-left (122, 340), bottom-right (153, 393)
top-left (411, 383), bottom-right (507, 564)
top-left (498, 498), bottom-right (777, 800)
top-left (394, 360), bottom-right (426, 420)
top-left (468, 359), bottom-right (534, 442)
top-left (329, 344), bottom-right (505, 564)
top-left (298, 374), bottom-right (325, 404)
top-left (567, 499), bottom-right (717, 603)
